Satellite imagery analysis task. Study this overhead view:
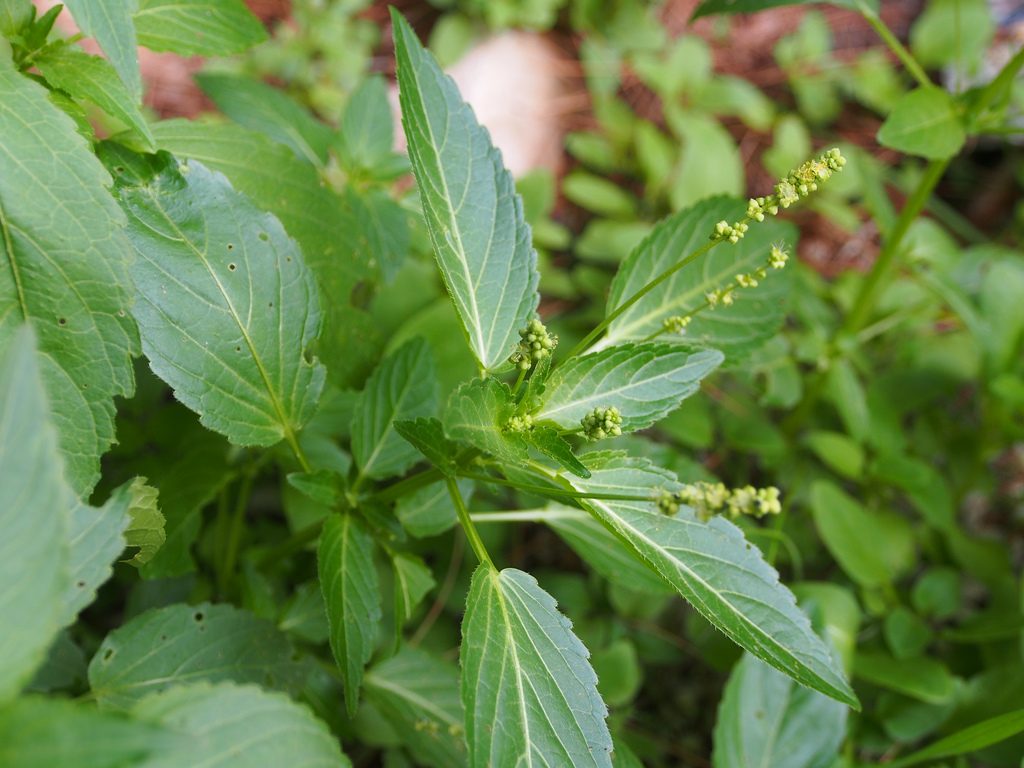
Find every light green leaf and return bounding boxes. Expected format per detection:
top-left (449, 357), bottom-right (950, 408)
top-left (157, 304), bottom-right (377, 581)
top-left (712, 650), bottom-right (847, 768)
top-left (395, 478), bottom-right (471, 539)
top-left (133, 0), bottom-right (267, 57)
top-left (810, 481), bottom-right (914, 588)
top-left (910, 0), bottom-right (994, 71)
top-left (392, 10), bottom-right (540, 371)
top-left (394, 417), bottom-right (462, 477)
top-left (668, 112), bottom-right (744, 210)
top-left (855, 652), bottom-right (957, 704)
top-left (364, 647), bottom-right (465, 768)
top-left (122, 478), bottom-right (165, 566)
top-left (116, 155), bottom-right (325, 449)
top-left (536, 344), bottom-right (722, 432)
top-left (132, 682), bottom-right (350, 768)
top-left (318, 513), bottom-right (381, 717)
top-left (0, 696), bottom-right (170, 768)
top-left (63, 0), bottom-right (141, 100)
top-left (0, 66), bottom-right (138, 496)
top-left (337, 74), bottom-right (401, 173)
top-left (599, 197), bottom-right (795, 357)
top-left (34, 46), bottom-right (154, 149)
top-left (88, 602), bottom-right (306, 709)
top-left (194, 74), bottom-right (331, 165)
top-left (461, 564), bottom-right (613, 767)
top-left (392, 553), bottom-right (435, 627)
top-left (878, 87), bottom-right (966, 160)
top-left (0, 327), bottom-right (71, 703)
top-left (568, 456), bottom-right (859, 708)
top-left (353, 338), bottom-right (438, 482)
top-left (889, 709), bottom-right (1024, 768)
top-left (0, 1), bottom-right (31, 37)
top-left (445, 378), bottom-right (529, 463)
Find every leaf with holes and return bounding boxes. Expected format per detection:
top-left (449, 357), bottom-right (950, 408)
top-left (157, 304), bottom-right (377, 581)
top-left (114, 154), bottom-right (325, 451)
top-left (461, 564), bottom-right (613, 767)
top-left (88, 602), bottom-right (306, 709)
top-left (392, 10), bottom-right (539, 371)
top-left (0, 66), bottom-right (138, 496)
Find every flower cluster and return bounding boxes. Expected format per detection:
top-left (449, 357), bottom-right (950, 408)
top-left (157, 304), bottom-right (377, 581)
top-left (580, 406), bottom-right (622, 441)
top-left (510, 319), bottom-right (557, 371)
top-left (711, 147), bottom-right (846, 244)
top-left (656, 482), bottom-right (782, 521)
top-left (504, 413), bottom-right (534, 432)
top-left (662, 315), bottom-right (692, 334)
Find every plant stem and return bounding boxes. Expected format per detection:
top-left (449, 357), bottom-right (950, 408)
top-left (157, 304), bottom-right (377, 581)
top-left (285, 430), bottom-right (312, 474)
top-left (858, 2), bottom-right (931, 90)
top-left (511, 366), bottom-right (527, 396)
top-left (459, 470), bottom-right (652, 502)
top-left (218, 469), bottom-right (255, 596)
top-left (446, 476), bottom-right (493, 567)
top-left (470, 508), bottom-right (589, 524)
top-left (257, 518), bottom-right (324, 567)
top-left (565, 239), bottom-right (719, 359)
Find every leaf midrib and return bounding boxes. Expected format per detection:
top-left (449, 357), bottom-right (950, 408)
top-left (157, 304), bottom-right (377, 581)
top-left (0, 204), bottom-right (28, 323)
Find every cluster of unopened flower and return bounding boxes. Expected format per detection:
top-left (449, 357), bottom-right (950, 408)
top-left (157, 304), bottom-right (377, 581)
top-left (656, 481), bottom-right (782, 522)
top-left (510, 319), bottom-right (557, 371)
top-left (710, 147), bottom-right (847, 246)
top-left (504, 413), bottom-right (534, 433)
top-left (581, 406), bottom-right (622, 441)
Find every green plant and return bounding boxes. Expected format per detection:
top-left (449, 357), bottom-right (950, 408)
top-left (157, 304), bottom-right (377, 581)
top-left (3, 0), bottom-right (1024, 766)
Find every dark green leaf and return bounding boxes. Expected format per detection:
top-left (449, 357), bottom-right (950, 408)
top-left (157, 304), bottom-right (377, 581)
top-left (0, 66), bottom-right (138, 496)
top-left (134, 0), bottom-right (267, 57)
top-left (855, 652), bottom-right (957, 704)
top-left (445, 378), bottom-right (529, 463)
top-left (878, 87), bottom-right (966, 160)
top-left (693, 0), bottom-right (876, 19)
top-left (890, 709), bottom-right (1024, 768)
top-left (394, 418), bottom-right (461, 476)
top-left (318, 513), bottom-right (381, 716)
top-left (395, 478), bottom-right (471, 538)
top-left (461, 564), bottom-right (613, 766)
top-left (528, 426), bottom-right (592, 478)
top-left (392, 10), bottom-right (540, 371)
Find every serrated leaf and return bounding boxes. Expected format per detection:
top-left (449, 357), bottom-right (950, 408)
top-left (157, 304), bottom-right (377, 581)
top-left (528, 426), bottom-right (591, 478)
top-left (88, 602), bottom-right (306, 709)
top-left (0, 66), bottom-right (138, 496)
top-left (122, 478), bottom-right (165, 566)
top-left (115, 155), bottom-right (325, 449)
top-left (195, 73), bottom-right (331, 164)
top-left (63, 0), bottom-right (141, 100)
top-left (0, 696), bottom-right (171, 768)
top-left (392, 553), bottom-right (435, 627)
top-left (394, 417), bottom-right (462, 476)
top-left (445, 378), bottom-right (529, 463)
top-left (0, 327), bottom-right (71, 702)
top-left (392, 10), bottom-right (539, 371)
top-left (878, 87), bottom-right (966, 160)
top-left (34, 46), bottom-right (155, 149)
top-left (364, 647), bottom-right (465, 768)
top-left (568, 456), bottom-right (859, 709)
top-left (318, 513), bottom-right (381, 717)
top-left (461, 564), bottom-right (613, 767)
top-left (536, 344), bottom-right (722, 432)
top-left (712, 650), bottom-right (847, 768)
top-left (132, 682), bottom-right (350, 768)
top-left (287, 470), bottom-right (342, 507)
top-left (337, 74), bottom-right (400, 173)
top-left (353, 338), bottom-right (438, 482)
top-left (598, 197), bottom-right (794, 358)
top-left (133, 0), bottom-right (267, 57)
top-left (395, 478), bottom-right (472, 538)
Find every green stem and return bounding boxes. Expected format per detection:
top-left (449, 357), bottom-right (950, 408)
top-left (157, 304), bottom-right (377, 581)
top-left (446, 476), bottom-right (492, 567)
top-left (285, 431), bottom-right (312, 474)
top-left (842, 158), bottom-right (949, 333)
top-left (218, 470), bottom-right (255, 595)
top-left (966, 43), bottom-right (1024, 124)
top-left (858, 2), bottom-right (931, 90)
top-left (470, 508), bottom-right (588, 524)
top-left (460, 470), bottom-right (652, 502)
top-left (511, 366), bottom-right (528, 396)
top-left (565, 239), bottom-right (720, 359)
top-left (257, 518), bottom-right (324, 567)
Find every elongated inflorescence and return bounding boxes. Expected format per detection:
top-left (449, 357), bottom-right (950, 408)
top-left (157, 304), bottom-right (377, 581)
top-left (657, 482), bottom-right (783, 521)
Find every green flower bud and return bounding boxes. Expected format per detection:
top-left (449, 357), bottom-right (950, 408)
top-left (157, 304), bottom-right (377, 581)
top-left (581, 406), bottom-right (623, 441)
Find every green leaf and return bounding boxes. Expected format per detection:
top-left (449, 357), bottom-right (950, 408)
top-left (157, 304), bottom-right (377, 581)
top-left (132, 682), bottom-right (350, 767)
top-left (133, 0), bottom-right (267, 57)
top-left (34, 46), bottom-right (155, 149)
top-left (318, 513), bottom-right (381, 717)
top-left (395, 478), bottom-right (471, 538)
top-left (878, 87), bottom-right (966, 160)
top-left (194, 73), bottom-right (331, 165)
top-left (337, 74), bottom-right (400, 174)
top-left (0, 327), bottom-right (71, 702)
top-left (116, 155), bottom-right (325, 450)
top-left (0, 66), bottom-right (138, 496)
top-left (0, 1), bottom-right (32, 38)
top-left (889, 709), bottom-right (1024, 768)
top-left (528, 426), bottom-right (592, 478)
top-left (910, 0), bottom-right (994, 71)
top-left (712, 649), bottom-right (847, 768)
top-left (445, 378), bottom-right (529, 463)
top-left (461, 564), bottom-right (613, 766)
top-left (394, 417), bottom-right (461, 476)
top-left (0, 696), bottom-right (170, 768)
top-left (536, 344), bottom-right (723, 432)
top-left (810, 481), bottom-right (914, 588)
top-left (392, 10), bottom-right (540, 371)
top-left (364, 647), bottom-right (465, 768)
top-left (63, 0), bottom-right (141, 100)
top-left (803, 430), bottom-right (865, 479)
top-left (563, 172), bottom-right (637, 218)
top-left (88, 602), bottom-right (306, 709)
top-left (568, 456), bottom-right (859, 708)
top-left (392, 553), bottom-right (435, 627)
top-left (668, 112), bottom-right (744, 210)
top-left (353, 338), bottom-right (438, 482)
top-left (855, 652), bottom-right (957, 705)
top-left (600, 197), bottom-right (795, 357)
top-left (287, 470), bottom-right (341, 507)
top-left (122, 477), bottom-right (165, 566)
top-left (692, 0), bottom-right (876, 18)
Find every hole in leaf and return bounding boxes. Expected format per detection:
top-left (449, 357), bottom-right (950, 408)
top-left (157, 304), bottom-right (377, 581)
top-left (235, 346), bottom-right (241, 352)
top-left (76, 580), bottom-right (85, 588)
top-left (102, 649), bottom-right (114, 661)
top-left (228, 263), bottom-right (237, 272)
top-left (227, 243), bottom-right (234, 251)
top-left (258, 232), bottom-right (269, 242)
top-left (286, 257), bottom-right (292, 263)
top-left (58, 317), bottom-right (67, 326)
top-left (268, 302), bottom-right (273, 308)
top-left (193, 611), bottom-right (204, 622)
